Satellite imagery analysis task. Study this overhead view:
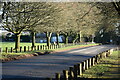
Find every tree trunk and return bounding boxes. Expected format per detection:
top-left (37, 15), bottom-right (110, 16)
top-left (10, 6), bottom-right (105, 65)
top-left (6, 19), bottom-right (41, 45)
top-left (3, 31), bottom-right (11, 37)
top-left (31, 31), bottom-right (36, 48)
top-left (73, 34), bottom-right (78, 44)
top-left (79, 31), bottom-right (82, 42)
top-left (65, 35), bottom-right (68, 44)
top-left (56, 33), bottom-right (59, 45)
top-left (15, 33), bottom-right (21, 50)
top-left (46, 32), bottom-right (52, 47)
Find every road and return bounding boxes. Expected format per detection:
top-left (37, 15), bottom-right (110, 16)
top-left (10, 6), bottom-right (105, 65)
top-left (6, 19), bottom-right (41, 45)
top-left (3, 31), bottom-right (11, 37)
top-left (2, 45), bottom-right (117, 79)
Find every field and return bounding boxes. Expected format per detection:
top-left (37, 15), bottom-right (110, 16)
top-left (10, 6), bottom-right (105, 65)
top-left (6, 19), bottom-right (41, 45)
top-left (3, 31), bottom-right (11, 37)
top-left (0, 42), bottom-right (47, 49)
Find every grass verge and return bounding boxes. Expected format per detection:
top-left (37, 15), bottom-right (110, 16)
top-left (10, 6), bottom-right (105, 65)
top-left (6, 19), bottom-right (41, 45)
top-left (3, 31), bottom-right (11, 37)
top-left (0, 43), bottom-right (98, 60)
top-left (81, 50), bottom-right (120, 78)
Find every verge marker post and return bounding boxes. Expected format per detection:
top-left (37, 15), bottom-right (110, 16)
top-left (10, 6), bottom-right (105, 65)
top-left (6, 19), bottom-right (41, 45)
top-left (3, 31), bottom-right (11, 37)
top-left (86, 60), bottom-right (89, 70)
top-left (63, 70), bottom-right (69, 80)
top-left (24, 46), bottom-right (26, 52)
top-left (5, 47), bottom-right (8, 53)
top-left (20, 46), bottom-right (22, 52)
top-left (77, 63), bottom-right (82, 76)
top-left (55, 73), bottom-right (60, 80)
top-left (11, 47), bottom-right (13, 53)
top-left (73, 65), bottom-right (78, 79)
top-left (69, 67), bottom-right (74, 80)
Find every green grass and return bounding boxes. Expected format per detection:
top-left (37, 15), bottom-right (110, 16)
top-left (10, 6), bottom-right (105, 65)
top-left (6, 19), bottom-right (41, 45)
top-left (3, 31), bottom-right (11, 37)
top-left (0, 42), bottom-right (47, 49)
top-left (54, 43), bottom-right (98, 51)
top-left (0, 43), bottom-right (98, 59)
top-left (81, 50), bottom-right (120, 78)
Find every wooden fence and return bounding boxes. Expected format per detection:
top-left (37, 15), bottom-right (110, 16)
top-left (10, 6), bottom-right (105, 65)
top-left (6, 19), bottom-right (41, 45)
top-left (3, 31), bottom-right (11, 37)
top-left (47, 47), bottom-right (119, 80)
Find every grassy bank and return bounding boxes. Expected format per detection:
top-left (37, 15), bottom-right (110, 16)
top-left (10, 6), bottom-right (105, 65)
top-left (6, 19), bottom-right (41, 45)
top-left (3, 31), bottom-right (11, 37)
top-left (81, 50), bottom-right (120, 78)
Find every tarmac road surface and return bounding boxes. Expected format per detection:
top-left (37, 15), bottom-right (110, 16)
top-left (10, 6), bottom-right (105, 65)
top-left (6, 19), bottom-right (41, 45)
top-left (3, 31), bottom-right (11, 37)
top-left (2, 45), bottom-right (117, 79)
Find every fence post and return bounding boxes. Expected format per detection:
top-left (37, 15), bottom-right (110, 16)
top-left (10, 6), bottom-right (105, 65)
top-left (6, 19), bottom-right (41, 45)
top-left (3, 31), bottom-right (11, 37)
top-left (92, 57), bottom-right (95, 66)
top-left (34, 46), bottom-right (36, 50)
top-left (63, 70), bottom-right (69, 80)
top-left (28, 46), bottom-right (30, 51)
top-left (82, 61), bottom-right (86, 72)
top-left (20, 47), bottom-right (22, 52)
top-left (77, 63), bottom-right (82, 76)
top-left (55, 73), bottom-right (60, 80)
top-left (31, 46), bottom-right (33, 51)
top-left (37, 45), bottom-right (39, 50)
top-left (85, 60), bottom-right (89, 70)
top-left (24, 46), bottom-right (26, 52)
top-left (11, 47), bottom-right (13, 53)
top-left (88, 58), bottom-right (92, 68)
top-left (0, 48), bottom-right (2, 53)
top-left (73, 65), bottom-right (78, 79)
top-left (69, 67), bottom-right (74, 80)
top-left (5, 47), bottom-right (8, 53)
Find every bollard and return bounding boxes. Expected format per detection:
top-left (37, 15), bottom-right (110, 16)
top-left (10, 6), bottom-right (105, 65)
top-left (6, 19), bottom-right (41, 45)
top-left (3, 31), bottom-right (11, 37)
top-left (0, 48), bottom-right (2, 53)
top-left (82, 61), bottom-right (86, 72)
top-left (24, 46), bottom-right (26, 52)
top-left (63, 70), bottom-right (69, 80)
top-left (95, 55), bottom-right (99, 64)
top-left (77, 63), bottom-right (82, 76)
top-left (73, 65), bottom-right (78, 79)
top-left (85, 60), bottom-right (89, 70)
top-left (11, 47), bottom-right (13, 53)
top-left (28, 46), bottom-right (30, 51)
top-left (31, 46), bottom-right (33, 51)
top-left (40, 45), bottom-right (42, 50)
top-left (69, 67), bottom-right (74, 80)
top-left (20, 47), bottom-right (22, 52)
top-left (5, 47), bottom-right (8, 53)
top-left (88, 58), bottom-right (92, 68)
top-left (110, 49), bottom-right (113, 55)
top-left (92, 57), bottom-right (95, 66)
top-left (43, 45), bottom-right (45, 50)
top-left (106, 50), bottom-right (110, 57)
top-left (37, 45), bottom-right (39, 50)
top-left (34, 46), bottom-right (36, 50)
top-left (55, 73), bottom-right (60, 80)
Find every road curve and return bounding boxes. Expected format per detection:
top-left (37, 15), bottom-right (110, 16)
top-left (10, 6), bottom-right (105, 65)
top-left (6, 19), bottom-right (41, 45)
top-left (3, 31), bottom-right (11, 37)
top-left (2, 45), bottom-right (117, 79)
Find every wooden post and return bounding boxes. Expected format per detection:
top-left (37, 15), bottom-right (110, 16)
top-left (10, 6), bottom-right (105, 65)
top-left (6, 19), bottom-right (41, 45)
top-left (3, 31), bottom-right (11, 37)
top-left (5, 47), bottom-right (8, 53)
top-left (88, 58), bottom-right (92, 68)
top-left (85, 60), bottom-right (89, 70)
top-left (77, 63), bottom-right (82, 76)
top-left (28, 46), bottom-right (30, 51)
top-left (11, 47), bottom-right (13, 53)
top-left (0, 48), bottom-right (2, 53)
top-left (34, 46), bottom-right (36, 50)
top-left (73, 65), bottom-right (78, 79)
top-left (69, 67), bottom-right (74, 80)
top-left (43, 45), bottom-right (45, 50)
top-left (31, 46), bottom-right (33, 51)
top-left (110, 49), bottom-right (113, 55)
top-left (82, 61), bottom-right (86, 72)
top-left (92, 57), bottom-right (95, 66)
top-left (63, 70), bottom-right (69, 80)
top-left (37, 45), bottom-right (39, 50)
top-left (40, 45), bottom-right (42, 50)
top-left (24, 46), bottom-right (26, 52)
top-left (55, 73), bottom-right (60, 80)
top-left (20, 47), bottom-right (22, 52)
